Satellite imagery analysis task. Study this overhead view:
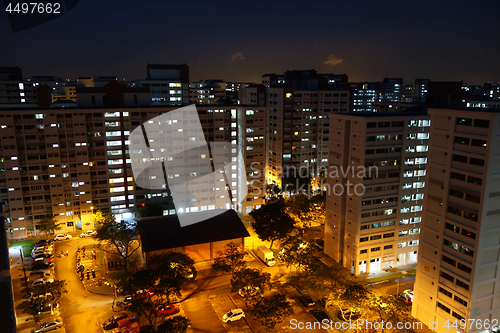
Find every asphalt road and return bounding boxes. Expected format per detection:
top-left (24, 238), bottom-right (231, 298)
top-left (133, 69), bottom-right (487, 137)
top-left (53, 237), bottom-right (115, 333)
top-left (369, 275), bottom-right (415, 295)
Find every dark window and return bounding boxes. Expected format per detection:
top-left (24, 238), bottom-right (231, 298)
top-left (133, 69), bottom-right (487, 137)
top-left (438, 287), bottom-right (452, 298)
top-left (440, 271), bottom-right (454, 282)
top-left (456, 118), bottom-right (472, 126)
top-left (469, 157), bottom-right (485, 166)
top-left (449, 189), bottom-right (464, 199)
top-left (467, 175), bottom-right (482, 185)
top-left (383, 233), bottom-right (394, 238)
top-left (391, 121), bottom-right (403, 127)
top-left (371, 247), bottom-right (380, 252)
top-left (383, 244), bottom-right (393, 250)
top-left (360, 249), bottom-right (368, 254)
top-left (378, 122), bottom-right (390, 128)
top-left (437, 302), bottom-right (451, 313)
top-left (454, 136), bottom-right (470, 145)
top-left (452, 154), bottom-right (468, 163)
top-left (456, 279), bottom-right (469, 290)
top-left (452, 312), bottom-right (465, 321)
top-left (459, 245), bottom-right (474, 257)
top-left (450, 172), bottom-right (466, 181)
top-left (367, 122), bottom-right (376, 128)
top-left (370, 235), bottom-right (381, 241)
top-left (360, 237), bottom-right (369, 242)
top-left (473, 119), bottom-right (490, 128)
top-left (457, 263), bottom-right (472, 274)
top-left (360, 225), bottom-right (369, 230)
top-left (442, 255), bottom-right (456, 266)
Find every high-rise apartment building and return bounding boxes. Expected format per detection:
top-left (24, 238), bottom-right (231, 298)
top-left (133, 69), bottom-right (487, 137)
top-left (413, 108), bottom-right (500, 333)
top-left (324, 111), bottom-right (430, 275)
top-left (0, 86), bottom-right (265, 239)
top-left (189, 79), bottom-right (227, 104)
top-left (264, 70), bottom-right (351, 186)
top-left (135, 64), bottom-right (190, 106)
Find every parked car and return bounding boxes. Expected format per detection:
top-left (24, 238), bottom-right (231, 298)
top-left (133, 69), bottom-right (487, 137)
top-left (338, 309), bottom-right (362, 321)
top-left (124, 289), bottom-right (154, 302)
top-left (32, 247), bottom-right (52, 256)
top-left (311, 309), bottom-right (330, 323)
top-left (31, 261), bottom-right (53, 270)
top-left (31, 256), bottom-right (54, 265)
top-left (29, 278), bottom-right (54, 288)
top-left (30, 294), bottom-right (57, 315)
top-left (28, 271), bottom-right (53, 281)
top-left (80, 230), bottom-right (96, 238)
top-left (238, 286), bottom-right (261, 298)
top-left (102, 313), bottom-right (128, 331)
top-left (109, 316), bottom-right (140, 333)
top-left (35, 239), bottom-right (47, 246)
top-left (296, 295), bottom-right (315, 307)
top-left (34, 317), bottom-right (63, 333)
top-left (54, 234), bottom-right (72, 241)
top-left (396, 293), bottom-right (413, 304)
top-left (29, 269), bottom-right (53, 278)
top-left (222, 309), bottom-right (245, 323)
top-left (155, 303), bottom-right (180, 317)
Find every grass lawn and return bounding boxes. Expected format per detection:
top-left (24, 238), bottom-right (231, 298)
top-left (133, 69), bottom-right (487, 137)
top-left (9, 240), bottom-right (36, 257)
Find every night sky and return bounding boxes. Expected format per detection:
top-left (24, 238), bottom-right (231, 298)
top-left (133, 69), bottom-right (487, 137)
top-left (2, 0), bottom-right (500, 83)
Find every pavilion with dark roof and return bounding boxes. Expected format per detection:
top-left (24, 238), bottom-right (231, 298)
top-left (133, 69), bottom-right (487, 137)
top-left (136, 210), bottom-right (250, 264)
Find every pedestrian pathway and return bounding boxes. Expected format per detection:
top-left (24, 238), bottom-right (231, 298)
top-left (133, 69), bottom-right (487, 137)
top-left (75, 245), bottom-right (107, 292)
top-left (8, 246), bottom-right (36, 333)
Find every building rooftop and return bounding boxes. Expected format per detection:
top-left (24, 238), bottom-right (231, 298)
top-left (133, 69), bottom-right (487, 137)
top-left (136, 210), bottom-right (250, 252)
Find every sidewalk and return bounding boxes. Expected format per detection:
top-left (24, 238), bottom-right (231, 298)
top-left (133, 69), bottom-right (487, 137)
top-left (358, 263), bottom-right (417, 284)
top-left (9, 246), bottom-right (36, 333)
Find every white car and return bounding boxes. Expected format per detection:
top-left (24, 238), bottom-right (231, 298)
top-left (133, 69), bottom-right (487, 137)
top-left (80, 230), bottom-right (96, 238)
top-left (238, 286), bottom-right (260, 298)
top-left (29, 269), bottom-right (53, 277)
top-left (222, 309), bottom-right (245, 323)
top-left (28, 271), bottom-right (53, 281)
top-left (34, 317), bottom-right (63, 333)
top-left (54, 234), bottom-right (72, 241)
top-left (29, 278), bottom-right (54, 288)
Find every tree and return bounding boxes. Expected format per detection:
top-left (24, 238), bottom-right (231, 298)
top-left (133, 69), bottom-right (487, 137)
top-left (249, 202), bottom-right (295, 248)
top-left (230, 268), bottom-right (270, 300)
top-left (212, 242), bottom-right (246, 276)
top-left (93, 210), bottom-right (140, 272)
top-left (157, 316), bottom-right (190, 333)
top-left (367, 294), bottom-right (415, 333)
top-left (36, 215), bottom-right (61, 235)
top-left (278, 236), bottom-right (321, 277)
top-left (249, 294), bottom-right (293, 331)
top-left (327, 281), bottom-right (370, 320)
top-left (137, 203), bottom-right (164, 218)
top-left (31, 280), bottom-right (68, 302)
top-left (308, 262), bottom-right (349, 295)
top-left (149, 252), bottom-right (196, 303)
top-left (121, 252), bottom-right (195, 327)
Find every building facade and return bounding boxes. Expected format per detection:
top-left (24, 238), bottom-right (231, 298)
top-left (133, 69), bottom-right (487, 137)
top-left (324, 112), bottom-right (430, 275)
top-left (0, 99), bottom-right (265, 239)
top-left (413, 108), bottom-right (500, 333)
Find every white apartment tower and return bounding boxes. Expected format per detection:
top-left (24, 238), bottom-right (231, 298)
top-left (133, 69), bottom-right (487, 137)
top-left (325, 112), bottom-right (430, 275)
top-left (413, 108), bottom-right (500, 333)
